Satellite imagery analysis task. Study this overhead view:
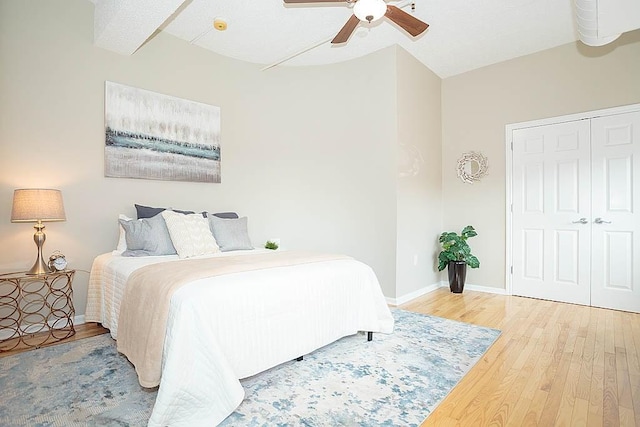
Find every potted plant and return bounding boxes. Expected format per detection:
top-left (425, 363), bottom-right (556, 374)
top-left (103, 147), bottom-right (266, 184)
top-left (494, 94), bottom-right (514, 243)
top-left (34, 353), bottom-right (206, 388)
top-left (437, 225), bottom-right (480, 293)
top-left (264, 240), bottom-right (279, 250)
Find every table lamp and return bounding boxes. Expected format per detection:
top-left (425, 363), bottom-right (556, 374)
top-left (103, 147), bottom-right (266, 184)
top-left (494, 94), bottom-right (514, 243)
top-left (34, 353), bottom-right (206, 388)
top-left (11, 189), bottom-right (66, 275)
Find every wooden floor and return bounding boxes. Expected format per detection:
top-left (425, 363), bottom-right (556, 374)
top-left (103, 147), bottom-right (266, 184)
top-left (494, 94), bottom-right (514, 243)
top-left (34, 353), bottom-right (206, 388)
top-left (2, 290), bottom-right (638, 426)
top-left (0, 322), bottom-right (108, 358)
top-left (402, 288), bottom-right (640, 427)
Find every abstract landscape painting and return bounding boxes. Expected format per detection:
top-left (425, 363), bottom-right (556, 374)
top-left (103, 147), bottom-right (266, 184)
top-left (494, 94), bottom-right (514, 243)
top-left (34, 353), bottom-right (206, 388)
top-left (105, 81), bottom-right (221, 183)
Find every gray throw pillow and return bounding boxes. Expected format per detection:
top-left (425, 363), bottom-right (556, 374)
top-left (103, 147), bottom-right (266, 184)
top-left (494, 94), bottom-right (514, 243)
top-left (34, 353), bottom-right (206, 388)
top-left (135, 204), bottom-right (194, 219)
top-left (208, 215), bottom-right (253, 252)
top-left (119, 213), bottom-right (177, 256)
top-left (207, 211), bottom-right (239, 219)
top-left (136, 204), bottom-right (238, 219)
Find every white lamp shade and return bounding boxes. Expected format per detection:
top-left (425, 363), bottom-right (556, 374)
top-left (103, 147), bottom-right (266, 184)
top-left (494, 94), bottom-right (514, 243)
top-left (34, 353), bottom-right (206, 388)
top-left (11, 189), bottom-right (66, 222)
top-left (354, 0), bottom-right (387, 23)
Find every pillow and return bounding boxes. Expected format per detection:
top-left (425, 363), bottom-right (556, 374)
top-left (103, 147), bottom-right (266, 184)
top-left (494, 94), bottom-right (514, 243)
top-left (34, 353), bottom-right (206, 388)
top-left (208, 215), bottom-right (254, 252)
top-left (208, 212), bottom-right (239, 219)
top-left (115, 214), bottom-right (132, 253)
top-left (118, 213), bottom-right (177, 257)
top-left (161, 210), bottom-right (220, 258)
top-left (135, 204), bottom-right (195, 219)
top-left (136, 204), bottom-right (238, 219)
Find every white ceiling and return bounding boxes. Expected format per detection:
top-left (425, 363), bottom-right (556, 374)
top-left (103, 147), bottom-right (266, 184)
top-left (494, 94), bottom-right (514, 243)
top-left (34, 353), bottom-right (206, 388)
top-left (93, 0), bottom-right (584, 78)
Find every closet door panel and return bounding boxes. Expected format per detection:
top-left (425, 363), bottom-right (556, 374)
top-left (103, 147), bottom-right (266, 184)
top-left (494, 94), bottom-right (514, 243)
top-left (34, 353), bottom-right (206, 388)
top-left (590, 111), bottom-right (640, 313)
top-left (512, 120), bottom-right (591, 305)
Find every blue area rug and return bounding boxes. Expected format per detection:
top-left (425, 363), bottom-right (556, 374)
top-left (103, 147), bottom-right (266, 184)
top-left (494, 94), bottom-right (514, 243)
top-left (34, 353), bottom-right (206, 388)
top-left (0, 310), bottom-right (500, 427)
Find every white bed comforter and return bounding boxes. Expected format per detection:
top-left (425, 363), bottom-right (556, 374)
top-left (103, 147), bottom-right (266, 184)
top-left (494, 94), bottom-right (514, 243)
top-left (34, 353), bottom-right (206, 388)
top-left (86, 250), bottom-right (394, 426)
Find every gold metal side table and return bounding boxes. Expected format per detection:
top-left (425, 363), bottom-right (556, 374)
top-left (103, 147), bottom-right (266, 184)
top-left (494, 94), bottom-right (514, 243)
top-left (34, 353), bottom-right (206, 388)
top-left (0, 270), bottom-right (75, 352)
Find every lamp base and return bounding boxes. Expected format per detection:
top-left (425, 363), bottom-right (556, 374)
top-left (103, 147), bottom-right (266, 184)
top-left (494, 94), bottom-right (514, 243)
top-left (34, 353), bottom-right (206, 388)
top-left (27, 255), bottom-right (51, 275)
top-left (25, 221), bottom-right (52, 275)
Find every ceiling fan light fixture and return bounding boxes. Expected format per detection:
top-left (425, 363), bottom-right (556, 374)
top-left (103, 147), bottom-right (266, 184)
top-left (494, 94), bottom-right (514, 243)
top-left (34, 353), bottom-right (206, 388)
top-left (353, 0), bottom-right (387, 23)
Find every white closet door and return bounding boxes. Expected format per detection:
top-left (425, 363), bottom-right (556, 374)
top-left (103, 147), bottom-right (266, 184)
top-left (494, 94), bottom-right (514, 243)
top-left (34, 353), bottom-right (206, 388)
top-left (590, 111), bottom-right (640, 313)
top-left (512, 120), bottom-right (591, 305)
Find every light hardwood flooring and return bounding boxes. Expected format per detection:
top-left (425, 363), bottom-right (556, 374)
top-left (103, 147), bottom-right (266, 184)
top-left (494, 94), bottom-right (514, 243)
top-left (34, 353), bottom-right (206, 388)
top-left (1, 290), bottom-right (638, 426)
top-left (0, 322), bottom-right (108, 358)
top-left (403, 288), bottom-right (640, 427)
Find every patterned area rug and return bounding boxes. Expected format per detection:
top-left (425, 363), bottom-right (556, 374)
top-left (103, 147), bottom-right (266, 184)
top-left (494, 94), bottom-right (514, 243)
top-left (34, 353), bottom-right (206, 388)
top-left (0, 310), bottom-right (500, 427)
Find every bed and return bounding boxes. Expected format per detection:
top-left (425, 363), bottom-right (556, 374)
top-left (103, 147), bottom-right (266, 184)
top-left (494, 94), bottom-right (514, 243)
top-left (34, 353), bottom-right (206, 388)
top-left (86, 247), bottom-right (394, 426)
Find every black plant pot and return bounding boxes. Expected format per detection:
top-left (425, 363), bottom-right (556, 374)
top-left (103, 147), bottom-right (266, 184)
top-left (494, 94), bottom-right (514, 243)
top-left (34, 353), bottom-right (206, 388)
top-left (447, 261), bottom-right (467, 293)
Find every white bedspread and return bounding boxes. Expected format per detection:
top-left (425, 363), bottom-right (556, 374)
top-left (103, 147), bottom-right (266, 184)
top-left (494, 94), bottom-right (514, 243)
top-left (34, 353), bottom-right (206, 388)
top-left (86, 250), bottom-right (394, 426)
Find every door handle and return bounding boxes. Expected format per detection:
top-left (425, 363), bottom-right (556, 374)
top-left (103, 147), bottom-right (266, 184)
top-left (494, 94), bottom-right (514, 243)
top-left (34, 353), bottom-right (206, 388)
top-left (572, 218), bottom-right (588, 224)
top-left (594, 217), bottom-right (611, 224)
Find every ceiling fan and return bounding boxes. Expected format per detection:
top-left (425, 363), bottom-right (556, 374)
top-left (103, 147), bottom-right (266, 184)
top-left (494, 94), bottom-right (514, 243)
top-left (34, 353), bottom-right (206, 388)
top-left (283, 0), bottom-right (429, 44)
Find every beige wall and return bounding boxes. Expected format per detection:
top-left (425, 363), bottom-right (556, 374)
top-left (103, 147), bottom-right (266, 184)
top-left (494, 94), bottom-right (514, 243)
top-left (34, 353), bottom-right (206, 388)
top-left (395, 47), bottom-right (443, 298)
top-left (0, 0), bottom-right (404, 313)
top-left (442, 30), bottom-right (640, 290)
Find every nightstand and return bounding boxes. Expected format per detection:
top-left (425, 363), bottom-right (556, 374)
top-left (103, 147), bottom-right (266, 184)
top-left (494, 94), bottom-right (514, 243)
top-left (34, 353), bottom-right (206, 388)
top-left (0, 270), bottom-right (75, 352)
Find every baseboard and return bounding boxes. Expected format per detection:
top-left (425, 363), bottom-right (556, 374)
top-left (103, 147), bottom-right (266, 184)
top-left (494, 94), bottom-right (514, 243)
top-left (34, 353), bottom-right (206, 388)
top-left (386, 281), bottom-right (508, 307)
top-left (75, 314), bottom-right (85, 325)
top-left (386, 282), bottom-right (441, 306)
top-left (438, 281), bottom-right (508, 295)
top-left (456, 282), bottom-right (508, 295)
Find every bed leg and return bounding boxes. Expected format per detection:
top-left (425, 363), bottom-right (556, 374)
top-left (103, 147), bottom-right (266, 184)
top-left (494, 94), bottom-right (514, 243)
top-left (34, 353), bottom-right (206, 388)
top-left (296, 356), bottom-right (303, 361)
top-left (367, 332), bottom-right (373, 341)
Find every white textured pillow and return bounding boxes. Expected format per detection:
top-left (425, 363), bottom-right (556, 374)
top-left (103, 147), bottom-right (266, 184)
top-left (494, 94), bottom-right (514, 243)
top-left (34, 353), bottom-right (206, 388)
top-left (161, 210), bottom-right (220, 258)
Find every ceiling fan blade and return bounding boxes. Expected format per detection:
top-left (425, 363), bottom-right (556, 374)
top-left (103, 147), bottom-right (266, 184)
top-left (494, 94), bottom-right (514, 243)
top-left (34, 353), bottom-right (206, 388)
top-left (284, 0), bottom-right (346, 3)
top-left (384, 5), bottom-right (429, 37)
top-left (331, 15), bottom-right (360, 44)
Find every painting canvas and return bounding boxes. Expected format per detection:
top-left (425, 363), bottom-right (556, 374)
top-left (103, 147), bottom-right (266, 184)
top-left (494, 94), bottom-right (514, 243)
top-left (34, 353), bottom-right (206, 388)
top-left (104, 81), bottom-right (221, 183)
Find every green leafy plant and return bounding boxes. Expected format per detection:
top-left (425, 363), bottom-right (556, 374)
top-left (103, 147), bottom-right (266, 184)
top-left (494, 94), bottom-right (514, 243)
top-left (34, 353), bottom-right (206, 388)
top-left (437, 225), bottom-right (480, 271)
top-left (265, 240), bottom-right (279, 250)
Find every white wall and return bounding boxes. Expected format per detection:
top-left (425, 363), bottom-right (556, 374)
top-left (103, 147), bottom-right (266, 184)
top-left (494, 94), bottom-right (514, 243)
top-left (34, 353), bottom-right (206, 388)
top-left (0, 0), bottom-right (404, 313)
top-left (395, 47), bottom-right (443, 300)
top-left (441, 29), bottom-right (640, 290)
